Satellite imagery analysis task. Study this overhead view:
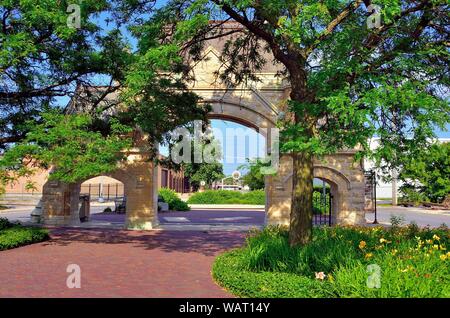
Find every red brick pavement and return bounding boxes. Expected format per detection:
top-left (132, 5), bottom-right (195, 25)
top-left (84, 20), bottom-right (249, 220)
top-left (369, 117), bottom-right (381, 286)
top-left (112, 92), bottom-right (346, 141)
top-left (0, 228), bottom-right (245, 298)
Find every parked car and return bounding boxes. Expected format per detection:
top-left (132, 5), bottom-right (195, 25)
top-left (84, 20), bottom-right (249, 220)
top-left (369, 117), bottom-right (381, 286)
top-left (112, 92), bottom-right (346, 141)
top-left (215, 184), bottom-right (242, 191)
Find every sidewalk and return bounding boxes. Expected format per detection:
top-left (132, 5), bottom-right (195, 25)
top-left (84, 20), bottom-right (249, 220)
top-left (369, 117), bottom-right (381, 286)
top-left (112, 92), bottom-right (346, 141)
top-left (188, 204), bottom-right (264, 210)
top-left (0, 228), bottom-right (244, 297)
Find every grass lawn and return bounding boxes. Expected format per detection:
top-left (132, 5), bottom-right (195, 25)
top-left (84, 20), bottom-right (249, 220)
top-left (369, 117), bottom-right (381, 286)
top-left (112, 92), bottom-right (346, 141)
top-left (187, 190), bottom-right (265, 205)
top-left (0, 218), bottom-right (49, 251)
top-left (213, 225), bottom-right (450, 298)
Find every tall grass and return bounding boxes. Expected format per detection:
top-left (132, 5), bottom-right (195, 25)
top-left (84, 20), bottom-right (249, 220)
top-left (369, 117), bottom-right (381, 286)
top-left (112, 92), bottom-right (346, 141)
top-left (213, 225), bottom-right (450, 298)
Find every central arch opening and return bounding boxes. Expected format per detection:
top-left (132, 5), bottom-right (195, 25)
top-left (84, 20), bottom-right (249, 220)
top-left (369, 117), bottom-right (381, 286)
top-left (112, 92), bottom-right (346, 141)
top-left (81, 176), bottom-right (126, 228)
top-left (156, 118), bottom-right (268, 230)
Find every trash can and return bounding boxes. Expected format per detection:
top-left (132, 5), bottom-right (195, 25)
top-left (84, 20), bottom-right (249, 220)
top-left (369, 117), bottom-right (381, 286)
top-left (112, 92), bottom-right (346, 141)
top-left (79, 194), bottom-right (90, 222)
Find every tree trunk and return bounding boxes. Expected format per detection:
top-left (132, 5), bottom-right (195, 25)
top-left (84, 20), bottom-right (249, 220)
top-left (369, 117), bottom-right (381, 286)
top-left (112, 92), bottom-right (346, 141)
top-left (289, 151), bottom-right (314, 246)
top-left (286, 62), bottom-right (314, 246)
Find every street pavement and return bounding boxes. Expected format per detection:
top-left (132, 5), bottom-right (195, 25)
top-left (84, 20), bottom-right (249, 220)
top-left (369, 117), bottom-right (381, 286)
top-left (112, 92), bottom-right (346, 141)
top-left (1, 204), bottom-right (449, 229)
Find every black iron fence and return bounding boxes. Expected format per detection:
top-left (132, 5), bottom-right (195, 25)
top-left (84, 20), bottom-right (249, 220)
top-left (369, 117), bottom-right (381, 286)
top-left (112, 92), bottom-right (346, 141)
top-left (313, 188), bottom-right (333, 226)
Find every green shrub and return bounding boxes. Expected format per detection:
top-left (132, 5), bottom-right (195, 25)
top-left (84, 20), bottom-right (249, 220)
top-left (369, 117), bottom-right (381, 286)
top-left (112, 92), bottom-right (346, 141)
top-left (213, 225), bottom-right (450, 298)
top-left (159, 188), bottom-right (190, 211)
top-left (0, 224), bottom-right (49, 251)
top-left (0, 217), bottom-right (13, 230)
top-left (399, 187), bottom-right (428, 205)
top-left (187, 190), bottom-right (265, 205)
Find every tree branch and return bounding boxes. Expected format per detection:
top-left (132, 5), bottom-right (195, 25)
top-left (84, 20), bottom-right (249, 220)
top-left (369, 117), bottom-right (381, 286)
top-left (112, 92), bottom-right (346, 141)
top-left (306, 1), bottom-right (364, 56)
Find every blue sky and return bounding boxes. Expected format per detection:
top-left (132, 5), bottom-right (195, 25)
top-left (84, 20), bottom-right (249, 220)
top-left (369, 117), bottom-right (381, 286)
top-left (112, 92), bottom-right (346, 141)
top-left (160, 119), bottom-right (266, 176)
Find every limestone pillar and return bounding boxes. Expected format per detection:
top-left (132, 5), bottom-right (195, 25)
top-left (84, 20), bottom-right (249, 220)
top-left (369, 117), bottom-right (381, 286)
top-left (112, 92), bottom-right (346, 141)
top-left (123, 159), bottom-right (159, 230)
top-left (41, 181), bottom-right (81, 226)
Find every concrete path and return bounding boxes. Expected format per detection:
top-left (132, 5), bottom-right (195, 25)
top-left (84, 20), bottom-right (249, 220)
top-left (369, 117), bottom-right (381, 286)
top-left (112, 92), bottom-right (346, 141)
top-left (0, 228), bottom-right (244, 297)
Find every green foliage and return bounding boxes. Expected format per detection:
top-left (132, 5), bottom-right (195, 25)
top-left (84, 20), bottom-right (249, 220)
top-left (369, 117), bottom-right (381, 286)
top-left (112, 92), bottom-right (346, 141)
top-left (312, 190), bottom-right (331, 215)
top-left (159, 187), bottom-right (190, 211)
top-left (178, 129), bottom-right (224, 190)
top-left (184, 162), bottom-right (225, 191)
top-left (399, 142), bottom-right (450, 203)
top-left (120, 6), bottom-right (211, 149)
top-left (0, 0), bottom-right (131, 150)
top-left (0, 217), bottom-right (12, 230)
top-left (0, 111), bottom-right (132, 183)
top-left (188, 190), bottom-right (265, 205)
top-left (213, 225), bottom-right (450, 298)
top-left (238, 159), bottom-right (273, 191)
top-left (213, 250), bottom-right (329, 298)
top-left (124, 0), bottom-right (450, 165)
top-left (0, 218), bottom-right (49, 250)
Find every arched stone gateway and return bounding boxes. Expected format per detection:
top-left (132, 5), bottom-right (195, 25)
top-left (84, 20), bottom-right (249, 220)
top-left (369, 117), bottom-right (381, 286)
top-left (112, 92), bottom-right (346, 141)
top-left (41, 149), bottom-right (159, 229)
top-left (39, 44), bottom-right (367, 228)
top-left (265, 154), bottom-right (366, 226)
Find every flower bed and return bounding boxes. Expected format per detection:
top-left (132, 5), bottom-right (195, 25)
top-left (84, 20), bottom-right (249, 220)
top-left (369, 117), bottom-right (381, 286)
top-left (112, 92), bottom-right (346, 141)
top-left (213, 225), bottom-right (450, 298)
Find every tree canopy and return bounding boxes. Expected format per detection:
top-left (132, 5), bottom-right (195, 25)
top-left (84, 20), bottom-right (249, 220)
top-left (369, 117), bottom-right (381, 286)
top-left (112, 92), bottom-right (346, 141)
top-left (0, 0), bottom-right (134, 149)
top-left (0, 111), bottom-right (131, 183)
top-left (399, 141), bottom-right (450, 204)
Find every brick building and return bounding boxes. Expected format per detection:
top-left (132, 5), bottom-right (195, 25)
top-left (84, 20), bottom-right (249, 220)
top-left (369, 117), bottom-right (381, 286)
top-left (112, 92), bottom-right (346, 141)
top-left (2, 160), bottom-right (189, 197)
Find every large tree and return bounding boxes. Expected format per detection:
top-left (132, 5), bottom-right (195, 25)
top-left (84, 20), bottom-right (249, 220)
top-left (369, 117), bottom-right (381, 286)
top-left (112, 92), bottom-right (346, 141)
top-left (118, 0), bottom-right (449, 245)
top-left (0, 0), bottom-right (209, 189)
top-left (0, 0), bottom-right (134, 149)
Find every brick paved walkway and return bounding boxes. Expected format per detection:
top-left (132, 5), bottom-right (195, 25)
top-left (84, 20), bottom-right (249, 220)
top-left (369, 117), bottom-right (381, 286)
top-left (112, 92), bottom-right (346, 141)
top-left (0, 228), bottom-right (245, 297)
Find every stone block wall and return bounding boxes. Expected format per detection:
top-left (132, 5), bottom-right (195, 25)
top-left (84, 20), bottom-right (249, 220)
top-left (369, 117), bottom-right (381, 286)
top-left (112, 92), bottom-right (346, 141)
top-left (266, 153), bottom-right (366, 226)
top-left (41, 152), bottom-right (159, 230)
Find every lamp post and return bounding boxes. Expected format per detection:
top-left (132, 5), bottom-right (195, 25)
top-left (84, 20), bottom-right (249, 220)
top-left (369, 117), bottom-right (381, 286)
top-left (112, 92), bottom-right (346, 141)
top-left (371, 171), bottom-right (379, 224)
top-left (365, 170), bottom-right (378, 224)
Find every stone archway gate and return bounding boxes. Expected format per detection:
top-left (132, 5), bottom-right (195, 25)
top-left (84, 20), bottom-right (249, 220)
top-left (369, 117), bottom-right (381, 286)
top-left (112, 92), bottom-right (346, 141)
top-left (40, 45), bottom-right (366, 228)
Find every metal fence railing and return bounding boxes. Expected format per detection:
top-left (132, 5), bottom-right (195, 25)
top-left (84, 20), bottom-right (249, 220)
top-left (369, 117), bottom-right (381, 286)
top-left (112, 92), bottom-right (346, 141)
top-left (80, 183), bottom-right (124, 200)
top-left (313, 189), bottom-right (333, 226)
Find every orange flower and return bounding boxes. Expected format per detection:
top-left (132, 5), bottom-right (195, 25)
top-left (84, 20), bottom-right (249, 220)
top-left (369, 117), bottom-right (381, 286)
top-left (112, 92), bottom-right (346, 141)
top-left (359, 241), bottom-right (367, 249)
